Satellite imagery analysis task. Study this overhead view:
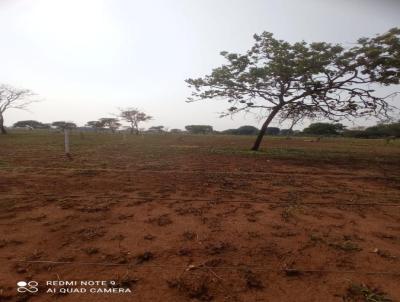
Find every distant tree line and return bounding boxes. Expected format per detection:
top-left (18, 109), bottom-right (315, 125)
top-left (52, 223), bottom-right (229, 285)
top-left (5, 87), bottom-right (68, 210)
top-left (303, 123), bottom-right (346, 135)
top-left (185, 125), bottom-right (213, 134)
top-left (10, 118), bottom-right (400, 139)
top-left (183, 122), bottom-right (400, 138)
top-left (13, 120), bottom-right (77, 130)
top-left (85, 109), bottom-right (151, 134)
top-left (222, 126), bottom-right (259, 135)
top-left (302, 121), bottom-right (400, 138)
top-left (11, 108), bottom-right (152, 134)
top-left (343, 122), bottom-right (400, 138)
top-left (13, 120), bottom-right (50, 129)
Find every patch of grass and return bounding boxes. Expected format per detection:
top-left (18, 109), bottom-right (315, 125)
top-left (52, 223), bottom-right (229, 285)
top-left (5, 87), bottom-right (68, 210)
top-left (281, 204), bottom-right (304, 222)
top-left (346, 283), bottom-right (392, 302)
top-left (167, 273), bottom-right (213, 301)
top-left (1, 131), bottom-right (400, 170)
top-left (329, 240), bottom-right (362, 252)
top-left (136, 251), bottom-right (154, 264)
top-left (0, 160), bottom-right (9, 169)
top-left (0, 200), bottom-right (16, 211)
top-left (209, 146), bottom-right (361, 163)
top-left (242, 269), bottom-right (264, 289)
top-left (209, 148), bottom-right (268, 157)
top-left (309, 233), bottom-right (324, 242)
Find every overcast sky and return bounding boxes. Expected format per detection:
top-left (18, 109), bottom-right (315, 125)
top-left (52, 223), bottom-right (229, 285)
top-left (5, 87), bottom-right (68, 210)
top-left (0, 0), bottom-right (399, 130)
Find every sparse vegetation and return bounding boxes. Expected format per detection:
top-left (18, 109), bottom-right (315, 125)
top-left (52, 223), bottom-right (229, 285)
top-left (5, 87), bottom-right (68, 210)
top-left (345, 283), bottom-right (392, 302)
top-left (2, 1), bottom-right (399, 301)
top-left (0, 132), bottom-right (399, 301)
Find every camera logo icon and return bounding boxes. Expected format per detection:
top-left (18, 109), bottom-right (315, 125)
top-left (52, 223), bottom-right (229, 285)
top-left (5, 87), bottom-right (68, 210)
top-left (17, 281), bottom-right (39, 293)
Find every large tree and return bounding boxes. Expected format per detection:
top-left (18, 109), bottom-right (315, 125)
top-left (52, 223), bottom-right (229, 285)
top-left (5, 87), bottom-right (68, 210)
top-left (223, 125), bottom-right (259, 135)
top-left (148, 125), bottom-right (165, 133)
top-left (303, 122), bottom-right (345, 135)
top-left (0, 84), bottom-right (35, 134)
top-left (13, 120), bottom-right (49, 129)
top-left (52, 121), bottom-right (77, 130)
top-left (86, 120), bottom-right (104, 132)
top-left (186, 28), bottom-right (400, 150)
top-left (119, 108), bottom-right (152, 135)
top-left (99, 118), bottom-right (121, 133)
top-left (185, 125), bottom-right (213, 134)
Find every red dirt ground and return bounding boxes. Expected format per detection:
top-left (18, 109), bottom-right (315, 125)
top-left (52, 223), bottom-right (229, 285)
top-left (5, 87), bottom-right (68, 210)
top-left (0, 133), bottom-right (399, 301)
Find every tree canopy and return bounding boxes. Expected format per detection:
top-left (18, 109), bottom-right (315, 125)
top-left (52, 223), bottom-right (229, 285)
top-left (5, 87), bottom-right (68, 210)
top-left (185, 125), bottom-right (213, 134)
top-left (343, 121), bottom-right (400, 138)
top-left (186, 28), bottom-right (400, 150)
top-left (13, 120), bottom-right (50, 129)
top-left (303, 123), bottom-right (345, 135)
top-left (119, 108), bottom-right (152, 134)
top-left (148, 126), bottom-right (165, 133)
top-left (265, 127), bottom-right (280, 135)
top-left (170, 128), bottom-right (183, 133)
top-left (99, 118), bottom-right (121, 133)
top-left (0, 84), bottom-right (35, 134)
top-left (86, 120), bottom-right (104, 131)
top-left (222, 125), bottom-right (259, 135)
top-left (52, 121), bottom-right (77, 130)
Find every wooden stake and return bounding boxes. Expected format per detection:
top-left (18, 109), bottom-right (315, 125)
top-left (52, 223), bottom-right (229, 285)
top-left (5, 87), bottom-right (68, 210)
top-left (64, 129), bottom-right (70, 155)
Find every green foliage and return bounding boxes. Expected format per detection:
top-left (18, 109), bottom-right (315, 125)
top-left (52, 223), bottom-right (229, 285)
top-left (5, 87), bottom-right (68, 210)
top-left (148, 126), bottom-right (165, 132)
top-left (222, 125), bottom-right (259, 135)
top-left (357, 27), bottom-right (400, 85)
top-left (98, 118), bottom-right (121, 132)
top-left (265, 127), bottom-right (280, 135)
top-left (119, 108), bottom-right (152, 134)
top-left (279, 129), bottom-right (294, 136)
top-left (13, 120), bottom-right (50, 129)
top-left (303, 123), bottom-right (345, 135)
top-left (51, 121), bottom-right (77, 130)
top-left (365, 122), bottom-right (400, 138)
top-left (329, 240), bottom-right (361, 252)
top-left (185, 125), bottom-right (213, 134)
top-left (186, 28), bottom-right (400, 149)
top-left (223, 126), bottom-right (279, 135)
top-left (344, 122), bottom-right (400, 138)
top-left (170, 128), bottom-right (183, 133)
top-left (346, 283), bottom-right (392, 302)
top-left (86, 120), bottom-right (104, 130)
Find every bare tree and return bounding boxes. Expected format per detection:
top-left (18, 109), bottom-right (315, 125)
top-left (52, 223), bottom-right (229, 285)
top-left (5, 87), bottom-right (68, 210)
top-left (0, 84), bottom-right (35, 134)
top-left (119, 108), bottom-right (152, 135)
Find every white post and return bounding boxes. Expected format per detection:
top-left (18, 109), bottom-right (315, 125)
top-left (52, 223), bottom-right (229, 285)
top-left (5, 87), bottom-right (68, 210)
top-left (64, 129), bottom-right (70, 155)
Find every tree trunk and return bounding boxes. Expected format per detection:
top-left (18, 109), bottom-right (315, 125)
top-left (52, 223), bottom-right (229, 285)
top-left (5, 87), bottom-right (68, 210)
top-left (129, 122), bottom-right (134, 135)
top-left (0, 115), bottom-right (6, 135)
top-left (133, 122), bottom-right (139, 135)
top-left (251, 106), bottom-right (281, 151)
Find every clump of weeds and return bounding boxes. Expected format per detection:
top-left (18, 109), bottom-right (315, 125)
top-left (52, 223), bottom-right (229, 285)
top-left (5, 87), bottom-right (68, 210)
top-left (344, 283), bottom-right (392, 302)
